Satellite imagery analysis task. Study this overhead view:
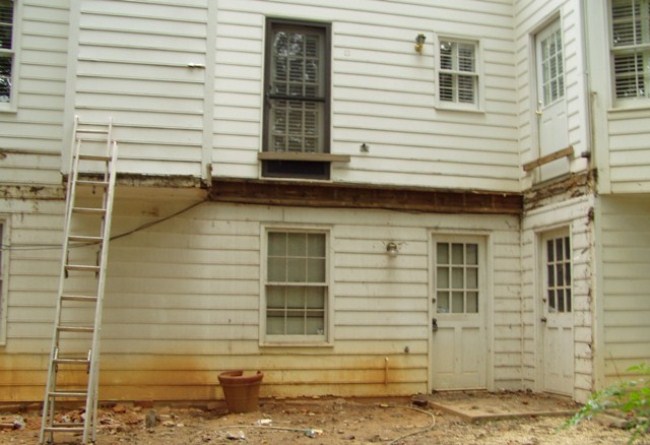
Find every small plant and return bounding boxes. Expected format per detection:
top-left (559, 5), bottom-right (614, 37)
top-left (566, 363), bottom-right (649, 444)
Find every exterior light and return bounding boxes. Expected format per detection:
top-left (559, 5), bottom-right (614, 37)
top-left (386, 242), bottom-right (399, 257)
top-left (415, 34), bottom-right (426, 53)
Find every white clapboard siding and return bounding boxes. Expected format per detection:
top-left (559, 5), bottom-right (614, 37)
top-left (599, 196), bottom-right (650, 382)
top-left (213, 0), bottom-right (520, 192)
top-left (608, 112), bottom-right (650, 193)
top-left (521, 195), bottom-right (595, 401)
top-left (0, 196), bottom-right (520, 401)
top-left (0, 0), bottom-right (68, 186)
top-left (514, 0), bottom-right (589, 177)
top-left (72, 1), bottom-right (209, 175)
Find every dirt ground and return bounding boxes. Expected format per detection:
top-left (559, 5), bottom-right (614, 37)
top-left (0, 392), bottom-right (637, 445)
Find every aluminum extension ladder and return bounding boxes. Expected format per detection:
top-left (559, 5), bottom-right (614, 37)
top-left (40, 117), bottom-right (118, 444)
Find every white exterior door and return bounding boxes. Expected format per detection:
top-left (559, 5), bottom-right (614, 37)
top-left (536, 19), bottom-right (569, 181)
top-left (541, 230), bottom-right (574, 395)
top-left (430, 237), bottom-right (487, 390)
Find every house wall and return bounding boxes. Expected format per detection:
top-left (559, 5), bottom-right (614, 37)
top-left (584, 1), bottom-right (650, 195)
top-left (211, 0), bottom-right (519, 191)
top-left (596, 195), bottom-right (650, 387)
top-left (0, 194), bottom-right (520, 402)
top-left (514, 0), bottom-right (590, 184)
top-left (0, 0), bottom-right (69, 185)
top-left (521, 194), bottom-right (595, 402)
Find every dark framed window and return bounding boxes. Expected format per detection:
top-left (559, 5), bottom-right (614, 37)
top-left (263, 19), bottom-right (331, 179)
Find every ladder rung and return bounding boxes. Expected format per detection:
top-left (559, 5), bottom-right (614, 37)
top-left (76, 128), bottom-right (109, 134)
top-left (68, 235), bottom-right (103, 243)
top-left (48, 390), bottom-right (87, 398)
top-left (61, 294), bottom-right (98, 303)
top-left (72, 206), bottom-right (106, 215)
top-left (57, 325), bottom-right (94, 333)
top-left (54, 357), bottom-right (90, 365)
top-left (65, 265), bottom-right (100, 272)
top-left (78, 154), bottom-right (111, 162)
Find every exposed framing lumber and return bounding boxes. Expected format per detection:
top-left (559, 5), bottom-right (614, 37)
top-left (210, 178), bottom-right (522, 214)
top-left (523, 146), bottom-right (574, 172)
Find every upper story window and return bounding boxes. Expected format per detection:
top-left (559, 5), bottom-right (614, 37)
top-left (611, 0), bottom-right (650, 102)
top-left (0, 0), bottom-right (16, 109)
top-left (437, 38), bottom-right (481, 110)
top-left (262, 19), bottom-right (332, 180)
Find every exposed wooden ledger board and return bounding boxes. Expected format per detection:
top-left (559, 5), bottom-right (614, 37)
top-left (210, 179), bottom-right (522, 214)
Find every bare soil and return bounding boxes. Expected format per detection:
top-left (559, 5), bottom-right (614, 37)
top-left (1, 392), bottom-right (637, 445)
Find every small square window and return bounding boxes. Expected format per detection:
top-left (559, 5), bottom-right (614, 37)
top-left (437, 38), bottom-right (480, 110)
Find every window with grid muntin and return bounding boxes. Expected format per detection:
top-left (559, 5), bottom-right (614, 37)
top-left (539, 27), bottom-right (565, 106)
top-left (545, 235), bottom-right (572, 313)
top-left (439, 39), bottom-right (478, 106)
top-left (436, 242), bottom-right (480, 314)
top-left (0, 0), bottom-right (14, 104)
top-left (611, 0), bottom-right (650, 99)
top-left (266, 22), bottom-right (327, 154)
top-left (266, 231), bottom-right (327, 337)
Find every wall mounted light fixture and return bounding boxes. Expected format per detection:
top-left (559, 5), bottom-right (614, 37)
top-left (386, 242), bottom-right (399, 257)
top-left (415, 34), bottom-right (426, 53)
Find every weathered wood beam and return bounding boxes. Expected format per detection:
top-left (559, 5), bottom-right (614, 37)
top-left (210, 178), bottom-right (522, 214)
top-left (523, 145), bottom-right (574, 172)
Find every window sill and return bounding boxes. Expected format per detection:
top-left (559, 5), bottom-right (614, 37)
top-left (435, 103), bottom-right (485, 114)
top-left (260, 341), bottom-right (333, 349)
top-left (258, 152), bottom-right (351, 163)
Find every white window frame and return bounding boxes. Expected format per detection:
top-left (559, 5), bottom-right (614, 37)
top-left (435, 35), bottom-right (484, 112)
top-left (610, 0), bottom-right (650, 106)
top-left (0, 0), bottom-right (20, 112)
top-left (541, 228), bottom-right (572, 314)
top-left (0, 217), bottom-right (9, 345)
top-left (260, 225), bottom-right (333, 347)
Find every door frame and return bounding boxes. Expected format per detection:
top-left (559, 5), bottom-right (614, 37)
top-left (427, 231), bottom-right (494, 393)
top-left (535, 225), bottom-right (575, 397)
top-left (528, 11), bottom-right (566, 181)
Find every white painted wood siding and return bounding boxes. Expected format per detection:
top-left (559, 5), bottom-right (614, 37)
top-left (0, 0), bottom-right (69, 185)
top-left (0, 195), bottom-right (519, 401)
top-left (521, 195), bottom-right (595, 402)
top-left (72, 0), bottom-right (210, 176)
top-left (607, 111), bottom-right (650, 193)
top-left (212, 0), bottom-right (520, 191)
top-left (514, 0), bottom-right (590, 183)
top-left (597, 196), bottom-right (650, 386)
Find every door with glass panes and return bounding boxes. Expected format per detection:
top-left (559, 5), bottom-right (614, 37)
top-left (540, 229), bottom-right (574, 395)
top-left (431, 237), bottom-right (487, 390)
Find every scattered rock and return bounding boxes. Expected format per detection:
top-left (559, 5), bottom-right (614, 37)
top-left (145, 410), bottom-right (157, 429)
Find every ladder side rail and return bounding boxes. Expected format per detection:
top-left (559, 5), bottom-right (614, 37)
top-left (39, 124), bottom-right (85, 444)
top-left (83, 139), bottom-right (118, 444)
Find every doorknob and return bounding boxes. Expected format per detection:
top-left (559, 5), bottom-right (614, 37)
top-left (431, 318), bottom-right (438, 332)
top-left (541, 317), bottom-right (548, 323)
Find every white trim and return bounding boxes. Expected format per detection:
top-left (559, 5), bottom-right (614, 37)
top-left (259, 224), bottom-right (334, 347)
top-left (0, 0), bottom-right (21, 113)
top-left (61, 0), bottom-right (81, 175)
top-left (202, 0), bottom-right (218, 183)
top-left (0, 215), bottom-right (10, 345)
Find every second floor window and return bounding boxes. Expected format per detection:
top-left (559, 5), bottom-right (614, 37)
top-left (264, 20), bottom-right (330, 154)
top-left (438, 38), bottom-right (479, 108)
top-left (611, 0), bottom-right (650, 101)
top-left (0, 0), bottom-right (15, 106)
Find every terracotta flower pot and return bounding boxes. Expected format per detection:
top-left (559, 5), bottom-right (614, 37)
top-left (218, 370), bottom-right (264, 413)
